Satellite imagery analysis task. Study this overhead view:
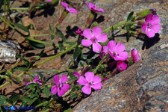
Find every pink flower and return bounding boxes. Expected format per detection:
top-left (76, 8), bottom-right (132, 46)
top-left (82, 26), bottom-right (107, 53)
top-left (131, 49), bottom-right (141, 62)
top-left (107, 40), bottom-right (128, 61)
top-left (77, 72), bottom-right (102, 95)
top-left (61, 1), bottom-right (77, 14)
top-left (25, 75), bottom-right (42, 86)
top-left (116, 61), bottom-right (127, 72)
top-left (141, 14), bottom-right (160, 38)
top-left (86, 2), bottom-right (104, 13)
top-left (51, 74), bottom-right (70, 97)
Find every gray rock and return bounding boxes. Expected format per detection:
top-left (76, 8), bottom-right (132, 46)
top-left (73, 0), bottom-right (168, 112)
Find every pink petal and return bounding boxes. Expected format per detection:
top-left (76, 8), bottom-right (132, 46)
top-left (60, 74), bottom-right (68, 83)
top-left (92, 26), bottom-right (102, 38)
top-left (83, 29), bottom-right (93, 39)
top-left (81, 39), bottom-right (92, 47)
top-left (92, 42), bottom-right (102, 53)
top-left (91, 83), bottom-right (102, 90)
top-left (116, 61), bottom-right (128, 72)
top-left (92, 76), bottom-right (102, 84)
top-left (66, 7), bottom-right (78, 14)
top-left (102, 46), bottom-right (109, 55)
top-left (96, 8), bottom-right (105, 12)
top-left (73, 71), bottom-right (81, 78)
top-left (115, 42), bottom-right (126, 53)
top-left (107, 40), bottom-right (116, 51)
top-left (57, 84), bottom-right (70, 97)
top-left (61, 2), bottom-right (68, 8)
top-left (86, 2), bottom-right (95, 10)
top-left (53, 75), bottom-right (59, 85)
top-left (131, 49), bottom-right (141, 63)
top-left (141, 22), bottom-right (147, 33)
top-left (151, 24), bottom-right (160, 33)
top-left (97, 33), bottom-right (107, 43)
top-left (82, 85), bottom-right (91, 95)
top-left (114, 52), bottom-right (128, 61)
top-left (51, 85), bottom-right (58, 95)
top-left (145, 28), bottom-right (155, 38)
top-left (85, 72), bottom-right (94, 83)
top-left (77, 76), bottom-right (88, 85)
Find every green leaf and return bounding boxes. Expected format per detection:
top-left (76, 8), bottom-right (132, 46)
top-left (64, 108), bottom-right (73, 112)
top-left (127, 11), bottom-right (134, 21)
top-left (56, 28), bottom-right (66, 41)
top-left (0, 95), bottom-right (8, 105)
top-left (135, 9), bottom-right (152, 20)
top-left (13, 23), bottom-right (30, 35)
top-left (28, 40), bottom-right (45, 49)
top-left (73, 47), bottom-right (81, 60)
top-left (42, 85), bottom-right (51, 98)
top-left (8, 94), bottom-right (19, 104)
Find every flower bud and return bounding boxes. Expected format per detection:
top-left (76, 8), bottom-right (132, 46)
top-left (131, 49), bottom-right (141, 62)
top-left (116, 61), bottom-right (127, 72)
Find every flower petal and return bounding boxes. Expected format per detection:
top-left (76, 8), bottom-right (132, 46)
top-left (86, 2), bottom-right (95, 9)
top-left (66, 7), bottom-right (78, 14)
top-left (77, 76), bottom-right (88, 85)
top-left (115, 42), bottom-right (126, 53)
top-left (91, 83), bottom-right (102, 90)
top-left (114, 51), bottom-right (128, 61)
top-left (92, 42), bottom-right (102, 53)
top-left (96, 8), bottom-right (105, 12)
top-left (151, 24), bottom-right (160, 33)
top-left (97, 33), bottom-right (107, 43)
top-left (92, 26), bottom-right (102, 37)
top-left (73, 71), bottom-right (81, 78)
top-left (83, 29), bottom-right (93, 39)
top-left (51, 85), bottom-right (58, 95)
top-left (92, 76), bottom-right (102, 84)
top-left (85, 72), bottom-right (94, 83)
top-left (60, 74), bottom-right (68, 83)
top-left (107, 40), bottom-right (116, 51)
top-left (81, 39), bottom-right (92, 47)
top-left (61, 2), bottom-right (68, 8)
top-left (58, 84), bottom-right (70, 97)
top-left (82, 85), bottom-right (91, 95)
top-left (53, 75), bottom-right (59, 85)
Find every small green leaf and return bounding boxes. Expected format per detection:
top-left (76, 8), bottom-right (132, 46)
top-left (56, 28), bottom-right (66, 41)
top-left (42, 85), bottom-right (51, 98)
top-left (73, 47), bottom-right (81, 60)
top-left (14, 23), bottom-right (30, 35)
top-left (28, 40), bottom-right (45, 49)
top-left (0, 95), bottom-right (8, 105)
top-left (127, 11), bottom-right (134, 21)
top-left (135, 9), bottom-right (151, 20)
top-left (64, 108), bottom-right (73, 112)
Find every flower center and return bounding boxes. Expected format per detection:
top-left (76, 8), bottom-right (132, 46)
top-left (113, 52), bottom-right (119, 57)
top-left (147, 23), bottom-right (152, 31)
top-left (91, 37), bottom-right (97, 43)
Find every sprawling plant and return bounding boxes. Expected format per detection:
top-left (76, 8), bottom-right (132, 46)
top-left (0, 0), bottom-right (160, 111)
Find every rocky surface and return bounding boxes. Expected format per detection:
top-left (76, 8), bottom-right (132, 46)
top-left (73, 0), bottom-right (168, 112)
top-left (74, 36), bottom-right (168, 112)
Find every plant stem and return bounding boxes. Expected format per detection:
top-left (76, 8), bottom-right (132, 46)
top-left (35, 43), bottom-right (77, 67)
top-left (103, 20), bottom-right (126, 33)
top-left (10, 7), bottom-right (29, 11)
top-left (93, 55), bottom-right (108, 73)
